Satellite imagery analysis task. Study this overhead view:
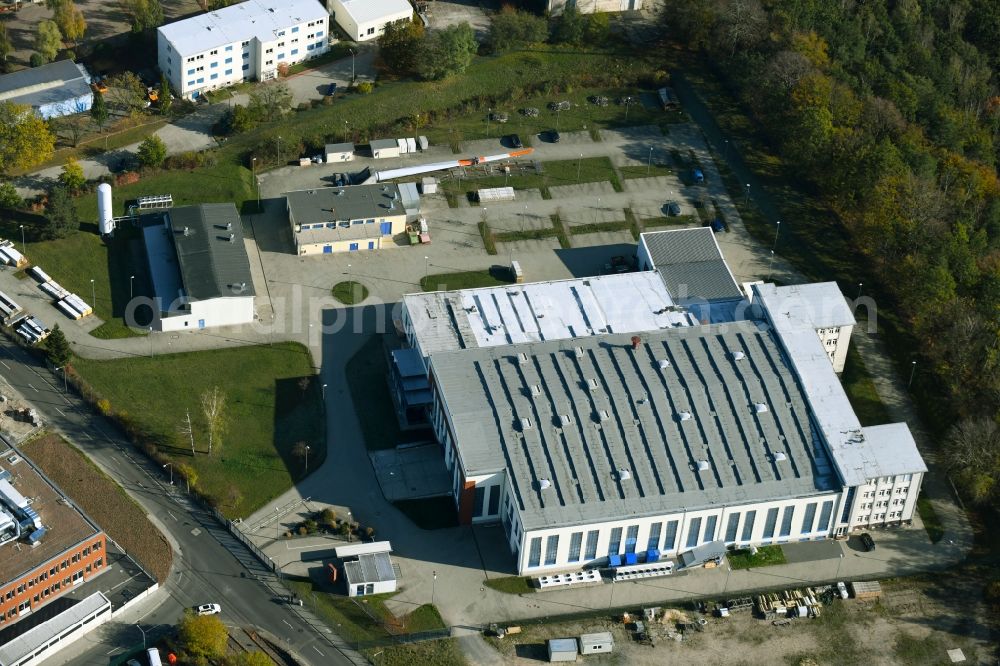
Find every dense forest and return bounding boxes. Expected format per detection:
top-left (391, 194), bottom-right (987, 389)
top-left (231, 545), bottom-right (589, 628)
top-left (660, 0), bottom-right (1000, 506)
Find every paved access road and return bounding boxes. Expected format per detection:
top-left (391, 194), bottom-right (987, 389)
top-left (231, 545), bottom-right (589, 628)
top-left (0, 338), bottom-right (360, 666)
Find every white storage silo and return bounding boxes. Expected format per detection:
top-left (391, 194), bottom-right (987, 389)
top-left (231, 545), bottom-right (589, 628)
top-left (97, 183), bottom-right (114, 235)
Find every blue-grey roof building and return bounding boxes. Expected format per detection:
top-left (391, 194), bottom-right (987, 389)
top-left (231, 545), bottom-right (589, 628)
top-left (0, 61), bottom-right (93, 119)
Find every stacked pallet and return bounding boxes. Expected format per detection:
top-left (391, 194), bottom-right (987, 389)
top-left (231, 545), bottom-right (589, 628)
top-left (29, 264), bottom-right (93, 319)
top-left (754, 587), bottom-right (823, 619)
top-left (849, 581), bottom-right (882, 600)
top-left (14, 316), bottom-right (49, 344)
top-left (0, 241), bottom-right (26, 268)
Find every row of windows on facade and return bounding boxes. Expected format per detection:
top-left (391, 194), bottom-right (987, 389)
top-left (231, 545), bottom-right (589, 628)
top-left (523, 501), bottom-right (836, 568)
top-left (300, 219), bottom-right (393, 231)
top-left (0, 560), bottom-right (103, 622)
top-left (2, 542), bottom-right (102, 602)
top-left (172, 21), bottom-right (325, 62)
top-left (859, 497), bottom-right (908, 510)
top-left (858, 511), bottom-right (903, 522)
top-left (863, 486), bottom-right (910, 499)
top-left (867, 474), bottom-right (912, 486)
top-left (817, 327), bottom-right (841, 336)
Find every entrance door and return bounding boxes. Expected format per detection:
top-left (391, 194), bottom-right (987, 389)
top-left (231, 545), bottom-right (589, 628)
top-left (367, 241), bottom-right (375, 250)
top-left (379, 222), bottom-right (392, 235)
top-left (198, 319), bottom-right (206, 329)
top-left (349, 243), bottom-right (359, 251)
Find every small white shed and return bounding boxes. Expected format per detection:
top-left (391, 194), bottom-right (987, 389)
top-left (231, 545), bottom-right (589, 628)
top-left (325, 142), bottom-right (355, 163)
top-left (547, 638), bottom-right (577, 662)
top-left (336, 541), bottom-right (398, 597)
top-left (578, 632), bottom-right (614, 654)
top-left (370, 139), bottom-right (400, 159)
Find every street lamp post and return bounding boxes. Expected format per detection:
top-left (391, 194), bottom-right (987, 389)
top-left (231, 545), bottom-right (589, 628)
top-left (136, 624), bottom-right (147, 649)
top-left (163, 462), bottom-right (173, 485)
top-left (767, 250), bottom-right (775, 281)
top-left (129, 275), bottom-right (135, 301)
top-left (275, 135), bottom-right (282, 164)
top-left (90, 279), bottom-right (95, 309)
top-left (647, 146), bottom-right (653, 176)
top-left (148, 327), bottom-right (153, 357)
top-left (432, 570), bottom-right (437, 605)
top-left (577, 154), bottom-right (583, 181)
top-left (908, 361), bottom-right (917, 389)
top-left (56, 366), bottom-right (67, 392)
top-left (347, 510), bottom-right (353, 542)
top-left (322, 383), bottom-right (327, 400)
top-left (19, 225), bottom-right (25, 256)
top-left (772, 220), bottom-right (781, 251)
top-left (836, 552), bottom-right (844, 579)
top-left (304, 445), bottom-right (310, 470)
top-left (744, 183), bottom-right (751, 206)
top-left (424, 255), bottom-right (429, 280)
top-left (252, 157), bottom-right (259, 208)
top-left (857, 282), bottom-right (863, 300)
top-left (486, 108), bottom-right (491, 138)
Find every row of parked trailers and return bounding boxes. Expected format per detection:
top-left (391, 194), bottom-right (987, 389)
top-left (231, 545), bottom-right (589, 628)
top-left (0, 241), bottom-right (26, 268)
top-left (28, 266), bottom-right (93, 320)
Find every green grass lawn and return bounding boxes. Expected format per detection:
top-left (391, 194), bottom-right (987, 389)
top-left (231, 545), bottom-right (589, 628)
top-left (420, 268), bottom-right (514, 292)
top-left (619, 164), bottom-right (675, 179)
top-left (916, 497), bottom-right (944, 543)
top-left (483, 576), bottom-right (536, 595)
top-left (841, 346), bottom-right (891, 426)
top-left (727, 545), bottom-right (786, 570)
top-left (437, 157), bottom-right (621, 203)
top-left (332, 280), bottom-right (369, 305)
top-left (569, 220), bottom-right (631, 235)
top-left (641, 215), bottom-right (699, 229)
top-left (367, 639), bottom-right (467, 666)
top-left (72, 342), bottom-right (324, 518)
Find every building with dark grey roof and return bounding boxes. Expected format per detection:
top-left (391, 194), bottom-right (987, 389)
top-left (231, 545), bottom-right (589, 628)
top-left (285, 185), bottom-right (411, 254)
top-left (637, 229), bottom-right (743, 317)
top-left (0, 60), bottom-right (92, 119)
top-left (141, 204), bottom-right (256, 331)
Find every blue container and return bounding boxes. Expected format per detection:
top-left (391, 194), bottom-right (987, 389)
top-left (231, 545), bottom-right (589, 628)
top-left (609, 554), bottom-right (622, 568)
top-left (625, 552), bottom-right (638, 566)
top-left (646, 549), bottom-right (660, 563)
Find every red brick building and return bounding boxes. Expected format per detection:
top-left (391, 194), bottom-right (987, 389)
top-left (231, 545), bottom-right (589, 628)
top-left (0, 448), bottom-right (107, 628)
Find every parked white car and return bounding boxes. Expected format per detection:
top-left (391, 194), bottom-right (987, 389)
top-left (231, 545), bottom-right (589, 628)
top-left (196, 603), bottom-right (221, 616)
top-left (836, 582), bottom-right (849, 599)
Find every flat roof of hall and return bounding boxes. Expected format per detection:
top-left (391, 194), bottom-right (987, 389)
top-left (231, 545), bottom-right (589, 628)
top-left (404, 272), bottom-right (697, 358)
top-left (430, 321), bottom-right (839, 531)
top-left (157, 0), bottom-right (328, 55)
top-left (0, 445), bottom-right (101, 585)
top-left (286, 184), bottom-right (404, 226)
top-left (639, 228), bottom-right (743, 301)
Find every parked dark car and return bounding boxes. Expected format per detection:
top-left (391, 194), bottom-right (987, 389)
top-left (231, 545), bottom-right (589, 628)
top-left (860, 533), bottom-right (875, 551)
top-left (507, 134), bottom-right (523, 149)
top-left (602, 255), bottom-right (634, 275)
top-left (665, 201), bottom-right (681, 216)
top-left (327, 82), bottom-right (337, 96)
top-left (692, 168), bottom-right (705, 184)
top-left (546, 129), bottom-right (560, 143)
top-left (710, 218), bottom-right (725, 233)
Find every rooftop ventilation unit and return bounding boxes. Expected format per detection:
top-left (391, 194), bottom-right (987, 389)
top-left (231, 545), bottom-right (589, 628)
top-left (678, 411), bottom-right (692, 421)
top-left (732, 351), bottom-right (746, 361)
top-left (696, 459), bottom-right (710, 472)
top-left (228, 233), bottom-right (235, 243)
top-left (658, 359), bottom-right (671, 369)
top-left (773, 451), bottom-right (787, 462)
top-left (539, 479), bottom-right (552, 490)
top-left (520, 417), bottom-right (532, 431)
top-left (517, 352), bottom-right (529, 365)
top-left (559, 414), bottom-right (572, 427)
top-left (587, 378), bottom-right (599, 392)
top-left (574, 346), bottom-right (584, 358)
top-left (530, 385), bottom-right (541, 397)
top-left (754, 403), bottom-right (768, 413)
top-left (618, 469), bottom-right (632, 481)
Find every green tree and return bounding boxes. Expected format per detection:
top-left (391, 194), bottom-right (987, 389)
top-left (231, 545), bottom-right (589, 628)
top-left (44, 325), bottom-right (73, 366)
top-left (106, 71), bottom-right (148, 117)
top-left (137, 134), bottom-right (167, 169)
top-left (944, 418), bottom-right (1000, 505)
top-left (0, 102), bottom-right (56, 173)
top-left (158, 72), bottom-right (172, 115)
top-left (247, 82), bottom-right (292, 122)
top-left (178, 612), bottom-right (227, 661)
top-left (0, 182), bottom-right (21, 209)
top-left (486, 7), bottom-right (547, 53)
top-left (584, 12), bottom-right (610, 44)
top-left (0, 23), bottom-right (12, 70)
top-left (377, 17), bottom-right (424, 74)
top-left (45, 185), bottom-right (78, 239)
top-left (90, 89), bottom-right (109, 131)
top-left (52, 0), bottom-right (86, 45)
top-left (417, 23), bottom-right (477, 81)
top-left (200, 386), bottom-right (226, 455)
top-left (58, 157), bottom-right (86, 192)
top-left (551, 5), bottom-right (585, 45)
top-left (35, 20), bottom-right (62, 63)
top-left (121, 0), bottom-right (164, 32)
top-left (176, 462), bottom-right (198, 490)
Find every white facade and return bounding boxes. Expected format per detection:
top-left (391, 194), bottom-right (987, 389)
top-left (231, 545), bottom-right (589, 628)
top-left (328, 0), bottom-right (413, 42)
top-left (157, 295), bottom-right (255, 332)
top-left (157, 0), bottom-right (329, 100)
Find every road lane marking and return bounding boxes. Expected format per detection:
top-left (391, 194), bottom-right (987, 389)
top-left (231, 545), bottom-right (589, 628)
top-left (27, 383), bottom-right (37, 392)
top-left (55, 407), bottom-right (66, 416)
top-left (282, 619), bottom-right (293, 629)
top-left (168, 511), bottom-right (177, 521)
top-left (313, 646), bottom-right (324, 656)
top-left (0, 361), bottom-right (8, 369)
